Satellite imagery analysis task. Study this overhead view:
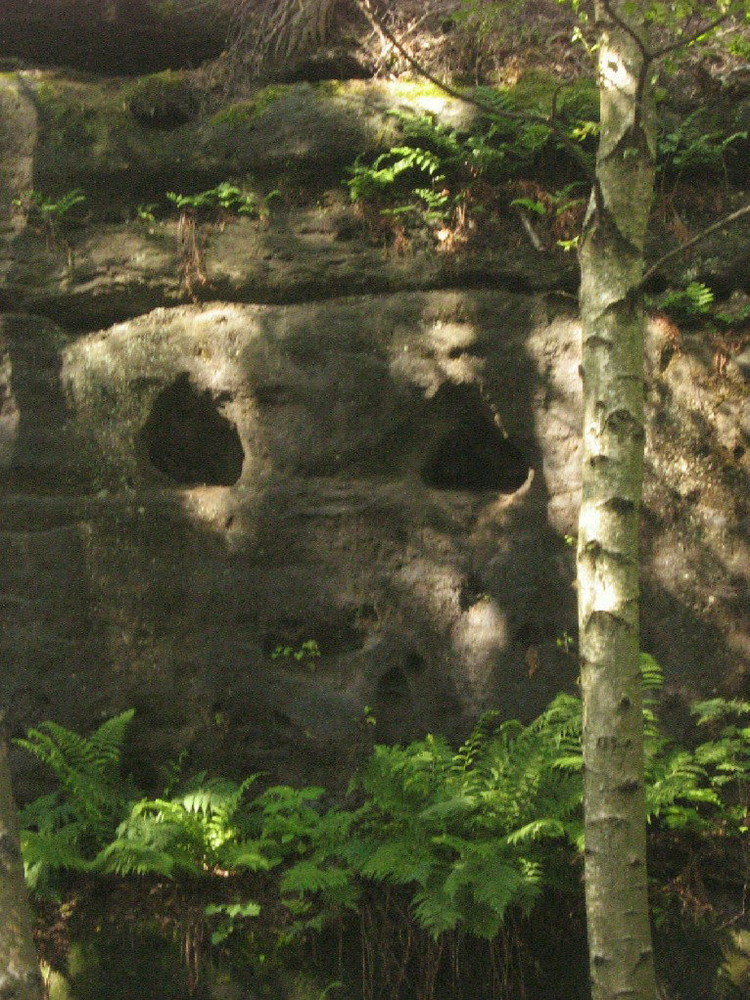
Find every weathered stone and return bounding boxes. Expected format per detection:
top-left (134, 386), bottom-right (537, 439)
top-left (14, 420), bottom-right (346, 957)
top-left (0, 0), bottom-right (229, 74)
top-left (2, 212), bottom-right (570, 330)
top-left (1, 295), bottom-right (747, 798)
top-left (0, 60), bottom-right (748, 802)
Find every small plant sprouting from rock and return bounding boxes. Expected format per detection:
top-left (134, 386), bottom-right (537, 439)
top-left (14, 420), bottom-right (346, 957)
top-left (135, 203), bottom-right (158, 226)
top-left (165, 182), bottom-right (280, 300)
top-left (166, 182), bottom-right (260, 223)
top-left (13, 188), bottom-right (86, 266)
top-left (271, 639), bottom-right (321, 670)
top-left (653, 280), bottom-right (715, 325)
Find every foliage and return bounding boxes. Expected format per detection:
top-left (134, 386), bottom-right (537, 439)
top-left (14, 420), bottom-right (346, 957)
top-left (97, 773), bottom-right (271, 879)
top-left (166, 182), bottom-right (261, 219)
top-left (135, 202), bottom-right (158, 225)
top-left (205, 901), bottom-right (262, 945)
top-left (13, 188), bottom-right (86, 242)
top-left (271, 640), bottom-right (322, 670)
top-left (16, 668), bottom-right (749, 943)
top-left (164, 181), bottom-right (278, 299)
top-left (510, 180), bottom-right (588, 248)
top-left (341, 695), bottom-right (584, 939)
top-left (657, 111), bottom-right (748, 183)
top-left (344, 103), bottom-right (566, 238)
top-left (652, 280), bottom-right (715, 324)
top-left (15, 710), bottom-right (135, 894)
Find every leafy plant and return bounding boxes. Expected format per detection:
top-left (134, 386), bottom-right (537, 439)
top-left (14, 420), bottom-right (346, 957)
top-left (658, 111), bottom-right (747, 183)
top-left (16, 663), bottom-right (749, 970)
top-left (347, 695), bottom-right (583, 939)
top-left (166, 182), bottom-right (260, 219)
top-left (205, 900), bottom-right (262, 945)
top-left (135, 202), bottom-right (158, 225)
top-left (13, 188), bottom-right (86, 245)
top-left (98, 773), bottom-right (271, 879)
top-left (654, 280), bottom-right (714, 324)
top-left (343, 98), bottom-right (596, 248)
top-left (165, 181), bottom-right (279, 299)
top-left (692, 697), bottom-right (750, 834)
top-left (345, 145), bottom-right (446, 204)
top-left (15, 710), bottom-right (135, 894)
top-left (344, 106), bottom-right (556, 240)
top-left (272, 640), bottom-right (322, 670)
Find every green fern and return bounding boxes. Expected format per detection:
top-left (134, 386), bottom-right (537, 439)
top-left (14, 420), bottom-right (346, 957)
top-left (15, 710), bottom-right (135, 893)
top-left (97, 774), bottom-right (270, 878)
top-left (16, 667), bottom-right (749, 954)
top-left (166, 181), bottom-right (258, 217)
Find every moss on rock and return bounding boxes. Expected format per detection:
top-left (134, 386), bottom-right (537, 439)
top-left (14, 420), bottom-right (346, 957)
top-left (123, 70), bottom-right (197, 130)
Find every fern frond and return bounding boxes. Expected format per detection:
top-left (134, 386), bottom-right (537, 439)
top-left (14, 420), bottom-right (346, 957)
top-left (692, 698), bottom-right (750, 724)
top-left (20, 825), bottom-right (90, 893)
top-left (96, 838), bottom-right (178, 878)
top-left (412, 885), bottom-right (462, 938)
top-left (639, 653), bottom-right (664, 692)
top-left (505, 818), bottom-right (567, 846)
top-left (280, 860), bottom-right (350, 895)
top-left (358, 839), bottom-right (434, 886)
top-left (219, 840), bottom-right (275, 873)
top-left (86, 710), bottom-right (136, 766)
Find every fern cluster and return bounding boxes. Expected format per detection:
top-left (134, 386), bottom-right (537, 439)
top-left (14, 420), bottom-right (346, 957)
top-left (15, 663), bottom-right (749, 956)
top-left (344, 103), bottom-right (562, 233)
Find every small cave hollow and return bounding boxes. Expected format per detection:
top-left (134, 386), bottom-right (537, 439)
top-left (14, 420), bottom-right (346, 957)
top-left (374, 666), bottom-right (417, 742)
top-left (141, 373), bottom-right (244, 486)
top-left (421, 384), bottom-right (530, 493)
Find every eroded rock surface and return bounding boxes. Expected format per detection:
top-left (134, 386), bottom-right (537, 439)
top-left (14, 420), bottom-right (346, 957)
top-left (0, 64), bottom-right (747, 796)
top-left (1, 293), bottom-right (747, 796)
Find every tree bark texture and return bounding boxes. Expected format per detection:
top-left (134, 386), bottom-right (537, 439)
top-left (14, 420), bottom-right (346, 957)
top-left (577, 2), bottom-right (658, 1000)
top-left (0, 719), bottom-right (42, 1000)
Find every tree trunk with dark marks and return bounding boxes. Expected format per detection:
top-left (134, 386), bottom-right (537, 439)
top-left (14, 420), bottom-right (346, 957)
top-left (576, 2), bottom-right (658, 999)
top-left (0, 716), bottom-right (42, 1000)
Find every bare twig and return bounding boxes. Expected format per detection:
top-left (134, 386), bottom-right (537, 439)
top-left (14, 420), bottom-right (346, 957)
top-left (642, 202), bottom-right (750, 285)
top-left (515, 206), bottom-right (546, 252)
top-left (652, 12), bottom-right (733, 59)
top-left (353, 0), bottom-right (595, 179)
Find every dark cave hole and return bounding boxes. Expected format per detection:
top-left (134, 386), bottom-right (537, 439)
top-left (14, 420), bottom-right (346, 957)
top-left (375, 667), bottom-right (418, 743)
top-left (141, 373), bottom-right (244, 486)
top-left (459, 573), bottom-right (487, 611)
top-left (376, 667), bottom-right (410, 704)
top-left (421, 385), bottom-right (530, 493)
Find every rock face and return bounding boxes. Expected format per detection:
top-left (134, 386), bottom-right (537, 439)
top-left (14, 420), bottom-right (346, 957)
top-left (0, 65), bottom-right (747, 796)
top-left (0, 0), bottom-right (229, 74)
top-left (0, 293), bottom-right (580, 790)
top-left (2, 292), bottom-right (748, 795)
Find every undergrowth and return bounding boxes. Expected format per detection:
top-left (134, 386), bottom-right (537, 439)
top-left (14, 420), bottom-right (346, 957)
top-left (16, 659), bottom-right (749, 999)
top-left (343, 91), bottom-right (749, 259)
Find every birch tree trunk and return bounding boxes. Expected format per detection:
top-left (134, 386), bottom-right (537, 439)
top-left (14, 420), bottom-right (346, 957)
top-left (0, 717), bottom-right (42, 1000)
top-left (577, 2), bottom-right (658, 999)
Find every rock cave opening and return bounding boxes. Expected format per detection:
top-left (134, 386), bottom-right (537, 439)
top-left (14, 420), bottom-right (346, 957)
top-left (374, 666), bottom-right (417, 742)
top-left (140, 373), bottom-right (244, 486)
top-left (421, 384), bottom-right (530, 493)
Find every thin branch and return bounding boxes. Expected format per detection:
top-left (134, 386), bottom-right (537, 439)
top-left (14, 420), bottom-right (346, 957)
top-left (642, 203), bottom-right (750, 285)
top-left (353, 0), bottom-right (519, 113)
top-left (652, 12), bottom-right (732, 59)
top-left (353, 0), bottom-right (595, 180)
top-left (515, 206), bottom-right (546, 252)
